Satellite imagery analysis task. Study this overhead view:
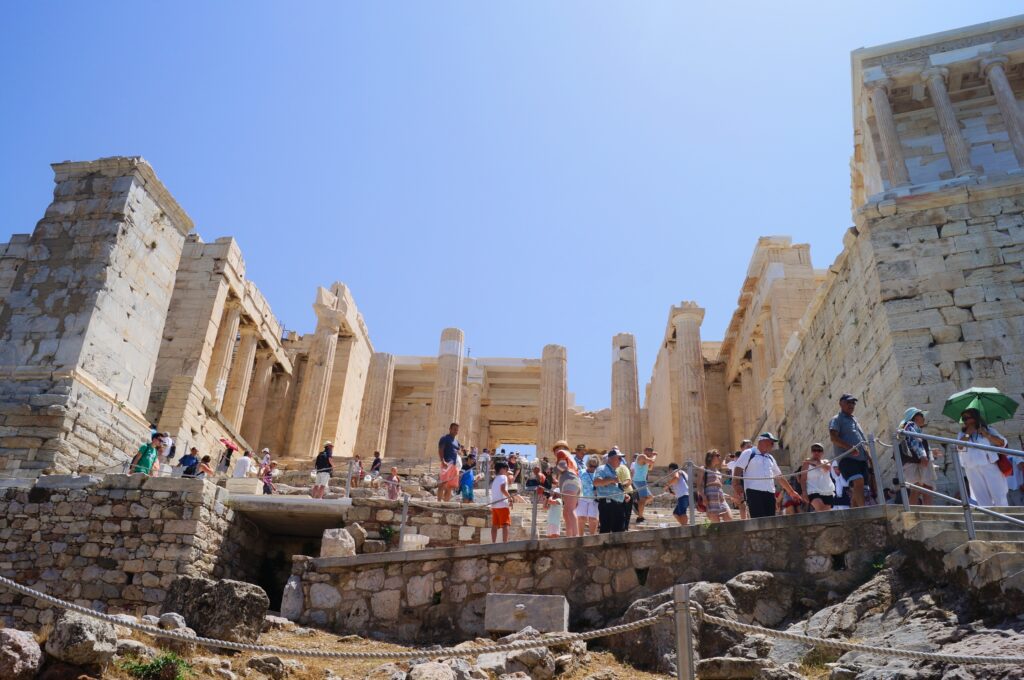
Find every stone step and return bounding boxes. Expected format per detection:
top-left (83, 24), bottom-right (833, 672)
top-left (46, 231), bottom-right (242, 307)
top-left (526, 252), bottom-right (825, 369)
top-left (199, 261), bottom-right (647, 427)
top-left (904, 506), bottom-right (1024, 519)
top-left (909, 526), bottom-right (1024, 553)
top-left (971, 552), bottom-right (1024, 588)
top-left (943, 540), bottom-right (1024, 573)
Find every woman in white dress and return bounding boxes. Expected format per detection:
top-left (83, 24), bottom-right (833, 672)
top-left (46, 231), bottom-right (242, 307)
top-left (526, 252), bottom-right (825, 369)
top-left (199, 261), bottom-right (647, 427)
top-left (958, 408), bottom-right (1009, 507)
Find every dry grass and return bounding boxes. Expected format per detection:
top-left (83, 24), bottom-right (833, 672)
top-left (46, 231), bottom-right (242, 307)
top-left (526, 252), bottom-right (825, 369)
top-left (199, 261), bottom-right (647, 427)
top-left (103, 626), bottom-right (672, 680)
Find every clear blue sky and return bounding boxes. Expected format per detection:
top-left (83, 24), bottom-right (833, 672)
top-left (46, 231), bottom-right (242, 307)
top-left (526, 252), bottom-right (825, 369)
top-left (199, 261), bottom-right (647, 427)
top-left (1, 2), bottom-right (1019, 411)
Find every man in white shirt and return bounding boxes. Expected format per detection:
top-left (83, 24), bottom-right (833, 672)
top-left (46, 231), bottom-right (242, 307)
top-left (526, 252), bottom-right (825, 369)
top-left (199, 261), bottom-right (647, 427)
top-left (1009, 458), bottom-right (1024, 507)
top-left (233, 450), bottom-right (254, 478)
top-left (728, 440), bottom-right (752, 519)
top-left (734, 433), bottom-right (800, 518)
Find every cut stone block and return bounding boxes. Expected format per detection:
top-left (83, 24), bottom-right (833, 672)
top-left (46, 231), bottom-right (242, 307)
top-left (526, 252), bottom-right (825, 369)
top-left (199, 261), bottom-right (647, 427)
top-left (484, 593), bottom-right (569, 633)
top-left (226, 478), bottom-right (263, 495)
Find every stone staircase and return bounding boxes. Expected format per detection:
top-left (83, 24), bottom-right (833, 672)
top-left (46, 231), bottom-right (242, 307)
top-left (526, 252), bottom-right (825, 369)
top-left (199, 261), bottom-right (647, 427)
top-left (892, 505), bottom-right (1024, 610)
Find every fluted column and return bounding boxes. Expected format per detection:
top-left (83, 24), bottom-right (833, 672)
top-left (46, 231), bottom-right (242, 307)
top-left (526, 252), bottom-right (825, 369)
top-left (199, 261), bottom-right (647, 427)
top-left (240, 349), bottom-right (275, 448)
top-left (741, 364), bottom-right (755, 439)
top-left (611, 333), bottom-right (642, 455)
top-left (288, 301), bottom-right (345, 458)
top-left (463, 372), bottom-right (484, 449)
top-left (423, 328), bottom-right (465, 459)
top-left (866, 80), bottom-right (911, 186)
top-left (982, 56), bottom-right (1024, 168)
top-left (922, 67), bottom-right (974, 177)
top-left (537, 344), bottom-right (568, 457)
top-left (354, 352), bottom-right (396, 456)
top-left (204, 300), bottom-right (241, 408)
top-left (221, 325), bottom-right (259, 430)
top-left (671, 302), bottom-right (708, 464)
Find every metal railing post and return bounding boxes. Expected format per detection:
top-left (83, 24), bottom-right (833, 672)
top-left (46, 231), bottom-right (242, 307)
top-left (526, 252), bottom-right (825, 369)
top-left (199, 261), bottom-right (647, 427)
top-left (345, 459), bottom-right (354, 498)
top-left (686, 461), bottom-right (696, 526)
top-left (530, 490), bottom-right (540, 541)
top-left (868, 434), bottom-right (886, 507)
top-left (948, 443), bottom-right (976, 540)
top-left (398, 494), bottom-right (410, 549)
top-left (892, 432), bottom-right (910, 510)
top-left (483, 461), bottom-right (491, 506)
top-left (673, 583), bottom-right (695, 680)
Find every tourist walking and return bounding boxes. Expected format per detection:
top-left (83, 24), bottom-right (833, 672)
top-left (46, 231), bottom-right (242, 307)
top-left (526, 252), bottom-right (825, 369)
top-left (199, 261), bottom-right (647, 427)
top-left (698, 450), bottom-right (731, 522)
top-left (350, 455), bottom-right (365, 488)
top-left (898, 407), bottom-right (940, 505)
top-left (261, 461), bottom-right (278, 495)
top-left (311, 442), bottom-right (333, 499)
top-left (594, 449), bottom-right (627, 533)
top-left (233, 450), bottom-right (254, 478)
top-left (666, 463), bottom-right (690, 525)
top-left (177, 446), bottom-right (200, 478)
top-left (730, 440), bottom-right (752, 519)
top-left (829, 394), bottom-right (869, 507)
top-left (490, 461), bottom-right (516, 543)
top-left (384, 466), bottom-right (401, 500)
top-left (573, 444), bottom-right (588, 471)
top-left (260, 447), bottom-right (271, 468)
top-left (545, 488), bottom-right (563, 538)
top-left (196, 455), bottom-right (215, 478)
top-left (1008, 456), bottom-right (1024, 507)
top-left (958, 407), bottom-right (1010, 507)
top-left (370, 451), bottom-right (383, 477)
top-left (553, 442), bottom-right (581, 537)
top-left (576, 456), bottom-right (599, 535)
top-left (734, 433), bottom-right (801, 518)
top-left (130, 432), bottom-right (163, 475)
top-left (614, 448), bottom-right (636, 530)
top-left (631, 448), bottom-right (657, 523)
top-left (799, 443), bottom-right (835, 512)
top-left (459, 456), bottom-right (476, 503)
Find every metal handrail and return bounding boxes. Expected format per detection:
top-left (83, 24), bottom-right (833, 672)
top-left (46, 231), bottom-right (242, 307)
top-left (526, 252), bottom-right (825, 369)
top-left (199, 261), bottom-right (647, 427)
top-left (892, 428), bottom-right (1024, 540)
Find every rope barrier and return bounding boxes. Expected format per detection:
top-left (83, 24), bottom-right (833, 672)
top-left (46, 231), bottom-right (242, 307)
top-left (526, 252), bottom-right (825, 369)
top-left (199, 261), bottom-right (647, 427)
top-left (0, 574), bottom-right (667, 659)
top-left (691, 606), bottom-right (1024, 665)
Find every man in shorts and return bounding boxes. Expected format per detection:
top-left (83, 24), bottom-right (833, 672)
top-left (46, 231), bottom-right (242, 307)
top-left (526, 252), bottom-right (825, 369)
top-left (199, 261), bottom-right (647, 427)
top-left (437, 422), bottom-right (461, 501)
top-left (666, 463), bottom-right (690, 525)
top-left (311, 442), bottom-right (333, 499)
top-left (734, 433), bottom-right (801, 518)
top-left (898, 407), bottom-right (941, 505)
top-left (829, 394), bottom-right (869, 507)
top-left (576, 455), bottom-right (599, 535)
top-left (490, 461), bottom-right (517, 543)
top-left (729, 440), bottom-right (752, 519)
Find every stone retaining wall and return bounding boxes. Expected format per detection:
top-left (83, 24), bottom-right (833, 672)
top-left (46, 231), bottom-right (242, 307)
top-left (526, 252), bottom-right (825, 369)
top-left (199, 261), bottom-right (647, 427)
top-left (290, 506), bottom-right (897, 642)
top-left (347, 498), bottom-right (490, 547)
top-left (0, 474), bottom-right (263, 629)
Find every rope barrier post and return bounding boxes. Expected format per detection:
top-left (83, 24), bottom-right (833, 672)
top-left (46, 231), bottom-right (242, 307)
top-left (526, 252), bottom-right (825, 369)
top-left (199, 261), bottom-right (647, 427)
top-left (398, 493), bottom-right (410, 549)
top-left (892, 432), bottom-right (910, 510)
top-left (672, 584), bottom-right (695, 680)
top-left (530, 488), bottom-right (540, 542)
top-left (483, 460), bottom-right (491, 506)
top-left (686, 461), bottom-right (696, 526)
top-left (948, 441), bottom-right (976, 540)
top-left (345, 459), bottom-right (354, 498)
top-left (868, 434), bottom-right (886, 507)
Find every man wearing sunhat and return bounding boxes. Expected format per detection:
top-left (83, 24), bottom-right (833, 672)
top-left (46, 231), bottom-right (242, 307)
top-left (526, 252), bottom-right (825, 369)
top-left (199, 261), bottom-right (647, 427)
top-left (898, 407), bottom-right (940, 505)
top-left (593, 448), bottom-right (628, 532)
top-left (829, 394), bottom-right (869, 507)
top-left (734, 433), bottom-right (800, 518)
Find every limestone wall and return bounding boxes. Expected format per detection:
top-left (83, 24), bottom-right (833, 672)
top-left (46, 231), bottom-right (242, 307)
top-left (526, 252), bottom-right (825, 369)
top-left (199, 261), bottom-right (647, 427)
top-left (291, 507), bottom-right (896, 642)
top-left (347, 498), bottom-right (490, 547)
top-left (0, 475), bottom-right (263, 629)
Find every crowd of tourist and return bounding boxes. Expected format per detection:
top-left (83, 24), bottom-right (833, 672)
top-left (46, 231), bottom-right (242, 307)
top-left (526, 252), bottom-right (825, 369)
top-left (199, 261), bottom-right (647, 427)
top-left (126, 390), bottom-right (1024, 544)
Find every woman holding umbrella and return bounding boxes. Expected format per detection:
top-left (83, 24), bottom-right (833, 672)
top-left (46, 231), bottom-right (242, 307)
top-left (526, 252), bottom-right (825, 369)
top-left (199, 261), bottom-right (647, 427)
top-left (945, 387), bottom-right (1016, 507)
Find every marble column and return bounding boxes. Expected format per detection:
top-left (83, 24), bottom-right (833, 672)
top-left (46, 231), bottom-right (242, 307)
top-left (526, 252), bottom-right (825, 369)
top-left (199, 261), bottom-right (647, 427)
top-left (537, 344), bottom-right (568, 458)
top-left (866, 80), bottom-right (911, 186)
top-left (354, 352), bottom-right (396, 456)
top-left (671, 302), bottom-right (708, 463)
top-left (287, 296), bottom-right (345, 459)
top-left (221, 325), bottom-right (259, 430)
top-left (922, 67), bottom-right (974, 177)
top-left (741, 364), bottom-right (755, 440)
top-left (463, 366), bottom-right (485, 449)
top-left (203, 300), bottom-right (241, 409)
top-left (423, 328), bottom-right (465, 459)
top-left (611, 333), bottom-right (642, 455)
top-left (982, 56), bottom-right (1024, 168)
top-left (240, 349), bottom-right (276, 448)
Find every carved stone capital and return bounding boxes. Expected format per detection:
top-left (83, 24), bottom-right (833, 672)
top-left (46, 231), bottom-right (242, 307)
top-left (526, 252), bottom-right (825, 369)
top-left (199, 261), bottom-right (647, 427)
top-left (921, 66), bottom-right (949, 84)
top-left (981, 55), bottom-right (1010, 76)
top-left (671, 301), bottom-right (705, 326)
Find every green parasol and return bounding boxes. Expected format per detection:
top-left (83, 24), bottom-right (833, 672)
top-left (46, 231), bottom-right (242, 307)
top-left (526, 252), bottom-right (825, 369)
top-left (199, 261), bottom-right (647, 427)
top-left (942, 386), bottom-right (1019, 424)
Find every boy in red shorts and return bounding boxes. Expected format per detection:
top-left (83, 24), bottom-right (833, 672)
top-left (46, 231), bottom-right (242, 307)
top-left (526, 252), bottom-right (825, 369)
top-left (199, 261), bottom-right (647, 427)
top-left (490, 461), bottom-right (518, 542)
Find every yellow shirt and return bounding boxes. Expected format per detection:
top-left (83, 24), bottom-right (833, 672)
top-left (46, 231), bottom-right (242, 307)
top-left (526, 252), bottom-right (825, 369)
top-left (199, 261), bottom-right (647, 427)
top-left (616, 464), bottom-right (634, 492)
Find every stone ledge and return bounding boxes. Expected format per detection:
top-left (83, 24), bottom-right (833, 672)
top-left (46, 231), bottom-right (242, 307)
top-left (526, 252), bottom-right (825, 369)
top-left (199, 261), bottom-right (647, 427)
top-left (308, 505), bottom-right (894, 571)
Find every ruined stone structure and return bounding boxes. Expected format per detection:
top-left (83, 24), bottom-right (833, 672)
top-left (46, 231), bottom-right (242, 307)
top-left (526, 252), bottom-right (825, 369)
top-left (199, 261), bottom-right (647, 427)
top-left (1, 16), bottom-right (1022, 478)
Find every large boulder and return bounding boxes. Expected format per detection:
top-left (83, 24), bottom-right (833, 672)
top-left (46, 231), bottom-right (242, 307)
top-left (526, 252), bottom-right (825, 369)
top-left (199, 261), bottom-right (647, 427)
top-left (725, 571), bottom-right (794, 627)
top-left (408, 662), bottom-right (457, 680)
top-left (320, 527), bottom-right (357, 558)
top-left (44, 610), bottom-right (117, 668)
top-left (280, 575), bottom-right (304, 620)
top-left (0, 629), bottom-right (42, 680)
top-left (162, 575), bottom-right (270, 643)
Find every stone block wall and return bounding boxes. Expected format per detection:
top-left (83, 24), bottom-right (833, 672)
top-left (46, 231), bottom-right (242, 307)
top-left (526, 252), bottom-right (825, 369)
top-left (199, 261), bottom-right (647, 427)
top-left (0, 475), bottom-right (263, 629)
top-left (291, 506), bottom-right (896, 642)
top-left (347, 498), bottom-right (490, 547)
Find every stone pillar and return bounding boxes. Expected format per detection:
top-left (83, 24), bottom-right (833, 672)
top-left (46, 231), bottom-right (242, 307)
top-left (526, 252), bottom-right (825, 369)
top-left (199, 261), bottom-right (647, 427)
top-left (354, 352), bottom-right (396, 456)
top-left (866, 80), bottom-right (911, 186)
top-left (611, 333), bottom-right (642, 455)
top-left (671, 303), bottom-right (708, 463)
top-left (240, 349), bottom-right (276, 448)
top-left (537, 344), bottom-right (568, 458)
top-left (463, 366), bottom-right (485, 449)
top-left (287, 297), bottom-right (346, 459)
top-left (741, 364), bottom-right (755, 439)
top-left (221, 325), bottom-right (260, 430)
top-left (204, 301), bottom-right (241, 409)
top-left (982, 56), bottom-right (1024, 168)
top-left (423, 328), bottom-right (465, 459)
top-left (922, 67), bottom-right (974, 177)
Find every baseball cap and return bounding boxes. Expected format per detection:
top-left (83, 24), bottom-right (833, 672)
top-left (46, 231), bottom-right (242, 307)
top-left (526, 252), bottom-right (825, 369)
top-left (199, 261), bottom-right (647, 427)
top-left (839, 394), bottom-right (858, 403)
top-left (758, 432), bottom-right (779, 442)
top-left (811, 442), bottom-right (825, 452)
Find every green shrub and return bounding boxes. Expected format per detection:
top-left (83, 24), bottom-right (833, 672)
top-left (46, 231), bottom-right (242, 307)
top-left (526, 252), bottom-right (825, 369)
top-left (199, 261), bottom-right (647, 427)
top-left (120, 652), bottom-right (193, 680)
